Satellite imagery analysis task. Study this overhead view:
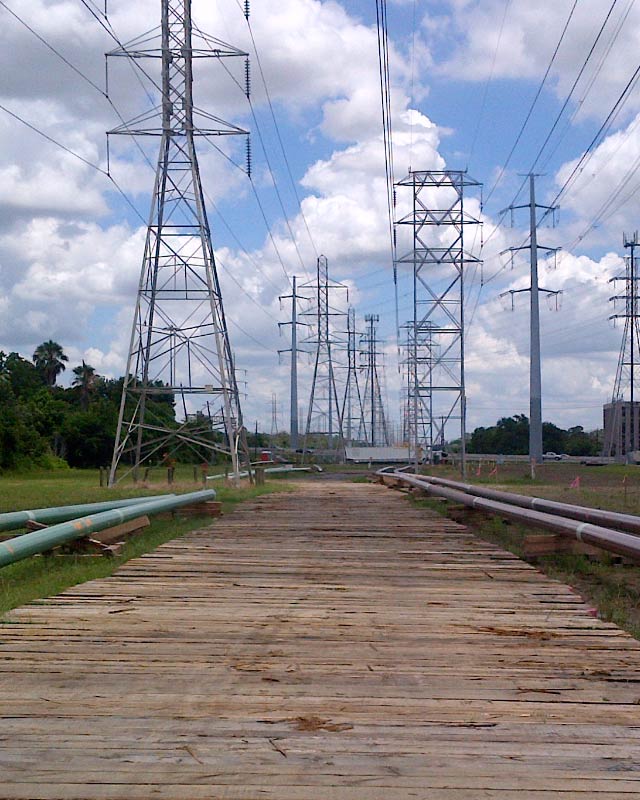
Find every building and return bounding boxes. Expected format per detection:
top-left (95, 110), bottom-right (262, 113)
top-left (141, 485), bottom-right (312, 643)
top-left (603, 400), bottom-right (640, 459)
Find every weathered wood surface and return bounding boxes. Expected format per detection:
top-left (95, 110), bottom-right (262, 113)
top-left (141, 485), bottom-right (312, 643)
top-left (1, 480), bottom-right (640, 799)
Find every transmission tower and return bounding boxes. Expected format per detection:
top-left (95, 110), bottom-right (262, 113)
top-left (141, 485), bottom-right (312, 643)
top-left (359, 314), bottom-right (390, 446)
top-left (604, 232), bottom-right (640, 458)
top-left (400, 320), bottom-right (434, 461)
top-left (107, 0), bottom-right (251, 484)
top-left (300, 255), bottom-right (347, 457)
top-left (395, 170), bottom-right (481, 473)
top-left (501, 174), bottom-right (560, 467)
top-left (279, 276), bottom-right (308, 451)
top-left (342, 307), bottom-right (366, 447)
top-left (270, 393), bottom-right (279, 444)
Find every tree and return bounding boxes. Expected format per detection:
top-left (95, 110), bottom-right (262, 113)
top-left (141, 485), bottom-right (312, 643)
top-left (0, 351), bottom-right (45, 397)
top-left (468, 415), bottom-right (529, 455)
top-left (72, 361), bottom-right (98, 411)
top-left (32, 340), bottom-right (68, 387)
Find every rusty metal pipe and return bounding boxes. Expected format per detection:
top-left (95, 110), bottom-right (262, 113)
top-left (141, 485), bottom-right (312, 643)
top-left (417, 474), bottom-right (640, 535)
top-left (381, 471), bottom-right (640, 562)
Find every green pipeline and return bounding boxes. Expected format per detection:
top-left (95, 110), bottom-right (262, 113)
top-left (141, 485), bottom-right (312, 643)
top-left (0, 489), bottom-right (217, 568)
top-left (0, 495), bottom-right (177, 533)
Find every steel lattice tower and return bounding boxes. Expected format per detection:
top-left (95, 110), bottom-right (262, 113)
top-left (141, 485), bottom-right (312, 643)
top-left (400, 320), bottom-right (434, 459)
top-left (359, 314), bottom-right (389, 447)
top-left (279, 276), bottom-right (307, 451)
top-left (395, 170), bottom-right (481, 472)
top-left (300, 255), bottom-right (347, 457)
top-left (342, 307), bottom-right (366, 447)
top-left (604, 232), bottom-right (640, 458)
top-left (108, 0), bottom-right (250, 484)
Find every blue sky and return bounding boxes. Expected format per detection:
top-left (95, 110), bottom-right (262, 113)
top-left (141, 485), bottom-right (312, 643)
top-left (1, 0), bottom-right (639, 435)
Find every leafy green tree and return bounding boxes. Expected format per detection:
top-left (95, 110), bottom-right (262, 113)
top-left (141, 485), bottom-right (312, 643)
top-left (32, 340), bottom-right (69, 387)
top-left (469, 415), bottom-right (529, 454)
top-left (61, 401), bottom-right (118, 468)
top-left (0, 351), bottom-right (45, 397)
top-left (542, 422), bottom-right (565, 453)
top-left (0, 382), bottom-right (49, 470)
top-left (564, 426), bottom-right (600, 456)
top-left (469, 416), bottom-right (602, 456)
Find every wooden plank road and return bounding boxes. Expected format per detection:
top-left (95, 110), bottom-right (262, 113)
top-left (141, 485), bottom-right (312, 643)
top-left (1, 480), bottom-right (640, 798)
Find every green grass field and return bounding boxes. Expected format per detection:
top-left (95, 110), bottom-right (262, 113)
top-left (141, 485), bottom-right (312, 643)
top-left (0, 467), bottom-right (291, 617)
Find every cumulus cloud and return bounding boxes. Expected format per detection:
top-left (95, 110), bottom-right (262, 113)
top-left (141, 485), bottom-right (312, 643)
top-left (429, 0), bottom-right (640, 120)
top-left (0, 0), bottom-right (629, 434)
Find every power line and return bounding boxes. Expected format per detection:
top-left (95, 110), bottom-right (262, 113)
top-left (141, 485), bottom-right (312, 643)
top-left (0, 102), bottom-right (107, 174)
top-left (243, 15), bottom-right (319, 260)
top-left (538, 0), bottom-right (636, 172)
top-left (484, 0), bottom-right (579, 206)
top-left (3, 6), bottom-right (282, 350)
top-left (374, 0), bottom-right (399, 341)
top-left (1, 0), bottom-right (106, 97)
top-left (214, 49), bottom-right (308, 284)
top-left (539, 59), bottom-right (640, 225)
top-left (78, 0), bottom-right (164, 97)
top-left (476, 7), bottom-right (637, 328)
top-left (466, 0), bottom-right (512, 170)
top-left (527, 0), bottom-right (620, 175)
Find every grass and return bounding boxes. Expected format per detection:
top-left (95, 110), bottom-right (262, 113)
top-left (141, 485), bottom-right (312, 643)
top-left (0, 468), bottom-right (291, 617)
top-left (408, 490), bottom-right (640, 641)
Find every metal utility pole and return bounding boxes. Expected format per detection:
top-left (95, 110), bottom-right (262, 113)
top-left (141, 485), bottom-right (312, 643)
top-left (360, 314), bottom-right (389, 447)
top-left (604, 232), bottom-right (640, 458)
top-left (300, 255), bottom-right (347, 459)
top-left (107, 0), bottom-right (251, 484)
top-left (501, 174), bottom-right (560, 468)
top-left (342, 307), bottom-right (366, 448)
top-left (279, 276), bottom-right (306, 451)
top-left (395, 170), bottom-right (481, 476)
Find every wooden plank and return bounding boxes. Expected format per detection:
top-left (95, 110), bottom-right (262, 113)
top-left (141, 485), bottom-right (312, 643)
top-left (91, 515), bottom-right (150, 544)
top-left (1, 481), bottom-right (639, 798)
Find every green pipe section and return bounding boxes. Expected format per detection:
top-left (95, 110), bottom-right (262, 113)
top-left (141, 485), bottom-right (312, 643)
top-left (0, 489), bottom-right (217, 568)
top-left (0, 495), bottom-right (176, 533)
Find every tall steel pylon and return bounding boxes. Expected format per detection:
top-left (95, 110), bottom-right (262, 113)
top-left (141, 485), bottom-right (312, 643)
top-left (604, 232), bottom-right (640, 458)
top-left (107, 0), bottom-right (251, 484)
top-left (395, 170), bottom-right (481, 474)
top-left (279, 276), bottom-right (308, 451)
top-left (300, 255), bottom-right (347, 457)
top-left (501, 174), bottom-right (560, 467)
top-left (401, 320), bottom-right (434, 460)
top-left (359, 314), bottom-right (389, 446)
top-left (342, 307), bottom-right (366, 447)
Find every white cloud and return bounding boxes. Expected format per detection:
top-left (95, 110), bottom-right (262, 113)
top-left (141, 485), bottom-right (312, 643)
top-left (430, 0), bottom-right (640, 121)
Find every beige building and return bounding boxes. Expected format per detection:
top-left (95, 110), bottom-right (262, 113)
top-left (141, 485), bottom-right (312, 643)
top-left (603, 401), bottom-right (640, 458)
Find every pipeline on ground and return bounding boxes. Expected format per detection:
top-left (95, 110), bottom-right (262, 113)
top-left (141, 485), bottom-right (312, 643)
top-left (0, 495), bottom-right (176, 534)
top-left (206, 464), bottom-right (321, 481)
top-left (377, 468), bottom-right (640, 563)
top-left (414, 474), bottom-right (640, 535)
top-left (0, 489), bottom-right (216, 569)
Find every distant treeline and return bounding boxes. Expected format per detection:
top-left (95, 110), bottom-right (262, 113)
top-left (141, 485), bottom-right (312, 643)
top-left (0, 343), bottom-right (602, 470)
top-left (468, 414), bottom-right (601, 456)
top-left (0, 341), bottom-right (275, 472)
top-left (0, 341), bottom-right (179, 471)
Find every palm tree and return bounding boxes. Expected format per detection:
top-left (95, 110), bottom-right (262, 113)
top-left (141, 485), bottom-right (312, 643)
top-left (72, 361), bottom-right (97, 410)
top-left (32, 340), bottom-right (68, 387)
